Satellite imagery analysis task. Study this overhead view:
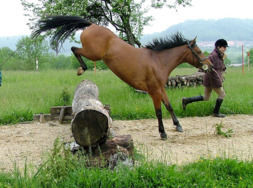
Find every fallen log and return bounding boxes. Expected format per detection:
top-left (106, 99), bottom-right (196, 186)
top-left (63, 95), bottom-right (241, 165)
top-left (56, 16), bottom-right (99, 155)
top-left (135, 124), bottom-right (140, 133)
top-left (70, 80), bottom-right (135, 169)
top-left (166, 72), bottom-right (204, 88)
top-left (71, 80), bottom-right (111, 148)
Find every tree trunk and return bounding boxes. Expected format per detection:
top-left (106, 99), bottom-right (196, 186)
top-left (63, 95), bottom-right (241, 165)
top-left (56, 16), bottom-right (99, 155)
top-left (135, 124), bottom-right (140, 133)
top-left (121, 15), bottom-right (141, 47)
top-left (67, 135), bottom-right (134, 169)
top-left (90, 135), bottom-right (134, 169)
top-left (71, 80), bottom-right (111, 148)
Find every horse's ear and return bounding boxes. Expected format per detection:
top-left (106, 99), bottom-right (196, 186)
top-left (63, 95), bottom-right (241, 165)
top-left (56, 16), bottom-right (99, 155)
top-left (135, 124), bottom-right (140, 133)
top-left (190, 36), bottom-right (197, 46)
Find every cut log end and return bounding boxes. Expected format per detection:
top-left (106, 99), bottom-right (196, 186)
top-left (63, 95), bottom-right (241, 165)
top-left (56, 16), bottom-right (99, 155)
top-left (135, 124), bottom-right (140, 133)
top-left (72, 109), bottom-right (108, 147)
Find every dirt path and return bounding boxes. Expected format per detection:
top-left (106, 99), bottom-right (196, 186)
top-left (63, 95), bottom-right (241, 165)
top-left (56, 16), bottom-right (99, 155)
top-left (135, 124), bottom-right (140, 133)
top-left (1, 115), bottom-right (253, 172)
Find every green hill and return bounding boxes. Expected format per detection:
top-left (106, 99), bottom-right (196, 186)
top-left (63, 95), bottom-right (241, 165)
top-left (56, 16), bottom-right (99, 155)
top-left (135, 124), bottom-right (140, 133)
top-left (141, 18), bottom-right (253, 44)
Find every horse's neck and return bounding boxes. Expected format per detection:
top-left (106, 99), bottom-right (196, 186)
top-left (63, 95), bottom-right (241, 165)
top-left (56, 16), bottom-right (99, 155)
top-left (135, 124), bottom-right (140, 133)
top-left (159, 46), bottom-right (187, 75)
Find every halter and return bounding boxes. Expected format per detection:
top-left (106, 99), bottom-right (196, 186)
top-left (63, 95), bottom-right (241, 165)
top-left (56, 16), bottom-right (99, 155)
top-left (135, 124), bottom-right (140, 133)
top-left (187, 41), bottom-right (208, 65)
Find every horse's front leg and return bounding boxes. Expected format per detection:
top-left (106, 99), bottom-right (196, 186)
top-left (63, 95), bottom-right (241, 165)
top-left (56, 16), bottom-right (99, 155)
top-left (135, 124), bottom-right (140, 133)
top-left (162, 91), bottom-right (183, 132)
top-left (151, 94), bottom-right (167, 140)
top-left (71, 47), bottom-right (87, 76)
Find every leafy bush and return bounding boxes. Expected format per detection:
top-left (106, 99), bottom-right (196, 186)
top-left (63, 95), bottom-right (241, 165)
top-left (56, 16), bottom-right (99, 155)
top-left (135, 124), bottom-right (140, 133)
top-left (55, 87), bottom-right (71, 106)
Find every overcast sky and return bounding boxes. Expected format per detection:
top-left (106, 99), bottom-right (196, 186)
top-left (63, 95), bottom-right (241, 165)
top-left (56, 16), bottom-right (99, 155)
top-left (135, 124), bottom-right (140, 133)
top-left (0, 0), bottom-right (253, 37)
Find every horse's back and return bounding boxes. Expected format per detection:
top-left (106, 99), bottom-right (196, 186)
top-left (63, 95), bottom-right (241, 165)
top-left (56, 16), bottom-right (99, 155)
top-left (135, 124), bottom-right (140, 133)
top-left (80, 24), bottom-right (116, 60)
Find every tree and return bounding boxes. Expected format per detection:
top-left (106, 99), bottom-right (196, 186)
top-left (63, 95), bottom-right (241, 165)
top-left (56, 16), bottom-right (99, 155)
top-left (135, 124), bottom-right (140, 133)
top-left (16, 36), bottom-right (49, 70)
top-left (0, 47), bottom-right (15, 69)
top-left (21, 0), bottom-right (191, 47)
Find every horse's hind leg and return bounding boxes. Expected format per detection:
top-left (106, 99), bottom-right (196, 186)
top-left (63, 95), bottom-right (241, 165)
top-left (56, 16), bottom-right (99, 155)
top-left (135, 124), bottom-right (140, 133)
top-left (150, 93), bottom-right (168, 140)
top-left (162, 90), bottom-right (183, 132)
top-left (71, 47), bottom-right (87, 75)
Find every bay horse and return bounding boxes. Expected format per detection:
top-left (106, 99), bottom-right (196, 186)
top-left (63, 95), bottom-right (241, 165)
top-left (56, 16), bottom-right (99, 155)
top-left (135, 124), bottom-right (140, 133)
top-left (33, 16), bottom-right (211, 140)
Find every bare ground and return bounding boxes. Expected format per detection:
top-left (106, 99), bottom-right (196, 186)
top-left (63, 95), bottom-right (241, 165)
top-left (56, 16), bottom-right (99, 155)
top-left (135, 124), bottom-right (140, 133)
top-left (1, 115), bottom-right (253, 172)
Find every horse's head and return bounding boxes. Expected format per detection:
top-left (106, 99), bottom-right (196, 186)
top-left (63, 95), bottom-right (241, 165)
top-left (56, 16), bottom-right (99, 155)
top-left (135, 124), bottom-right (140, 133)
top-left (186, 37), bottom-right (212, 70)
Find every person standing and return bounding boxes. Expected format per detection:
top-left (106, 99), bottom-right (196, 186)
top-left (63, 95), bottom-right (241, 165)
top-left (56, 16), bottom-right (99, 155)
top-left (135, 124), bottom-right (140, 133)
top-left (182, 39), bottom-right (228, 117)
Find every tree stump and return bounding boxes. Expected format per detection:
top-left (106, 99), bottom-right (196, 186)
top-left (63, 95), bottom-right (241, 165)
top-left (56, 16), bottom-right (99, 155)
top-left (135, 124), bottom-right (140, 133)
top-left (71, 80), bottom-right (111, 148)
top-left (67, 134), bottom-right (134, 169)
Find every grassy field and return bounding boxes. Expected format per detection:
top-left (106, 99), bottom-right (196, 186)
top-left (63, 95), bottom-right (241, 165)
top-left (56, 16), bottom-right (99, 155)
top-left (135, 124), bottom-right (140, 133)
top-left (0, 67), bottom-right (252, 124)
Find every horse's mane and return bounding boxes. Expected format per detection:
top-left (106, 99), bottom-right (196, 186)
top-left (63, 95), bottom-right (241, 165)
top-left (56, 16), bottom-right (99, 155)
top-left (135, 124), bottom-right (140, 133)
top-left (145, 32), bottom-right (189, 51)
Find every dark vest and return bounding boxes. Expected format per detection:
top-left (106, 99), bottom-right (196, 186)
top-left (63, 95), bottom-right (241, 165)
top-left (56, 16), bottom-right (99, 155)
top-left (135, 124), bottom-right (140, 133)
top-left (203, 49), bottom-right (226, 88)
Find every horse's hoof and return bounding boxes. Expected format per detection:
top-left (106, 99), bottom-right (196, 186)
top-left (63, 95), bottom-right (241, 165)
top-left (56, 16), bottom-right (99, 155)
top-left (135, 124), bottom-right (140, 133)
top-left (77, 67), bottom-right (84, 76)
top-left (176, 126), bottom-right (183, 132)
top-left (160, 132), bottom-right (167, 140)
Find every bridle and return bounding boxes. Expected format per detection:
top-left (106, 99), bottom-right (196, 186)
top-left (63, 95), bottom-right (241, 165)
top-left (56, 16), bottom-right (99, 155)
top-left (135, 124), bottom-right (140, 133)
top-left (187, 42), bottom-right (222, 81)
top-left (187, 41), bottom-right (208, 65)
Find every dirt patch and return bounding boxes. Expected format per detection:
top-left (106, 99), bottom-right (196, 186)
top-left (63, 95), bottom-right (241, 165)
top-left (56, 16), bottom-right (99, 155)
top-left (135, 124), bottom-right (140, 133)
top-left (1, 115), bottom-right (253, 172)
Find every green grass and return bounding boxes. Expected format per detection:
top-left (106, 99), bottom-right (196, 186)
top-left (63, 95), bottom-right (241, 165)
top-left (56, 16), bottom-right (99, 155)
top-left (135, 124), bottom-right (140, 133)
top-left (0, 140), bottom-right (253, 187)
top-left (0, 67), bottom-right (252, 124)
top-left (0, 68), bottom-right (252, 188)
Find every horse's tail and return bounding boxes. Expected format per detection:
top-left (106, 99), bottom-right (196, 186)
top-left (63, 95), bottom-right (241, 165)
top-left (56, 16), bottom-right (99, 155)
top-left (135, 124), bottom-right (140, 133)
top-left (32, 16), bottom-right (91, 46)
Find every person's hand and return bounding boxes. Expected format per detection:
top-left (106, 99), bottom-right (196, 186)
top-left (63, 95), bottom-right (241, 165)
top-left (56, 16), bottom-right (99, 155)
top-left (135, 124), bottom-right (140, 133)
top-left (205, 64), bottom-right (213, 73)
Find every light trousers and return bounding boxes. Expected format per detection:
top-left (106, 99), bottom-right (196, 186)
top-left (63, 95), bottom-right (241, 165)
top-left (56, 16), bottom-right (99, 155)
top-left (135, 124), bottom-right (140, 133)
top-left (204, 87), bottom-right (226, 100)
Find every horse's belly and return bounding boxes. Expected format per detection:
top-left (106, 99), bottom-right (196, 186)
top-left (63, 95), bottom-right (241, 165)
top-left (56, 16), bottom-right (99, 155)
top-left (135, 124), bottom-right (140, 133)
top-left (105, 61), bottom-right (148, 91)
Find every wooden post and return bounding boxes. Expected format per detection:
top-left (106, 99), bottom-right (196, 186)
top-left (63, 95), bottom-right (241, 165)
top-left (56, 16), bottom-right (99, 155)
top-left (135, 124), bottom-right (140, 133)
top-left (242, 45), bottom-right (244, 74)
top-left (39, 113), bottom-right (46, 123)
top-left (71, 80), bottom-right (111, 147)
top-left (248, 51), bottom-right (250, 71)
top-left (35, 58), bottom-right (39, 71)
top-left (58, 107), bottom-right (66, 124)
top-left (94, 61), bottom-right (96, 74)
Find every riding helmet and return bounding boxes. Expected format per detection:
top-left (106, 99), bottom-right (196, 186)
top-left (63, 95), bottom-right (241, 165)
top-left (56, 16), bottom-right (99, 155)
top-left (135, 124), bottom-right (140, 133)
top-left (215, 39), bottom-right (228, 48)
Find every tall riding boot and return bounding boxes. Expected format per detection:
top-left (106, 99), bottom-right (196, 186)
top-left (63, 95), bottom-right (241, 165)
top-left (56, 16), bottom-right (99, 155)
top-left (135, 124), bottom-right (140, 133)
top-left (182, 96), bottom-right (204, 110)
top-left (213, 98), bottom-right (225, 118)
